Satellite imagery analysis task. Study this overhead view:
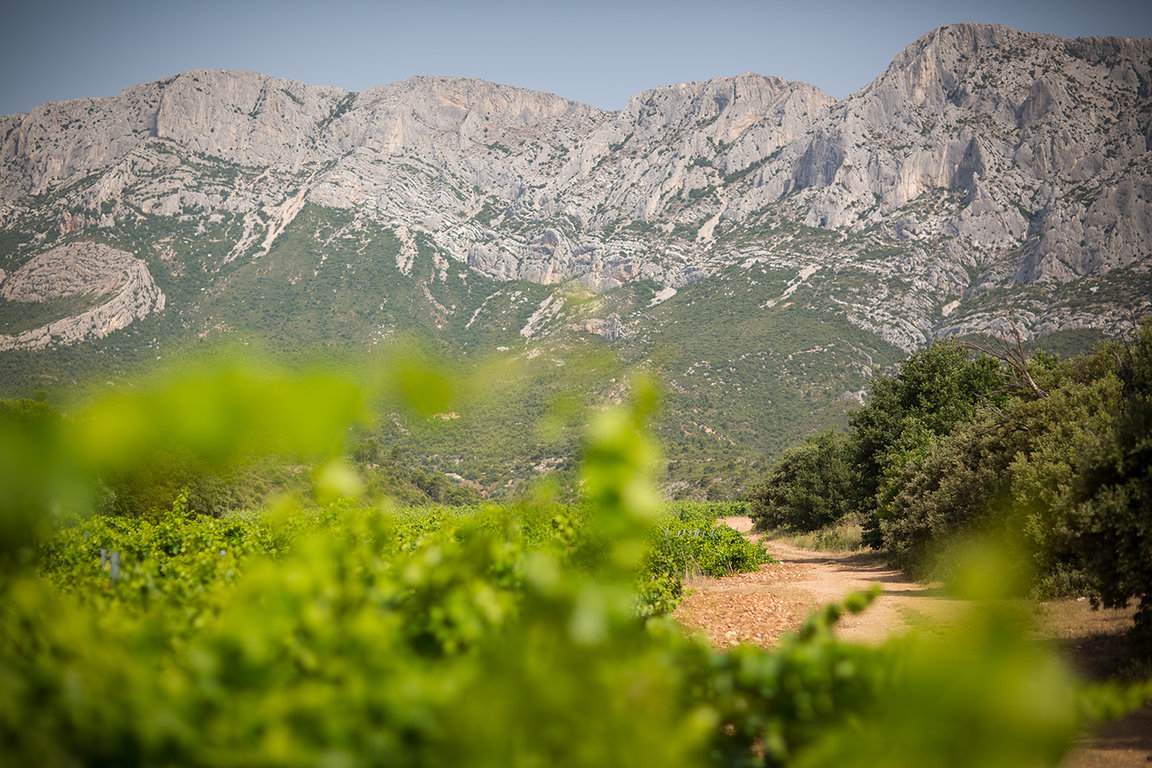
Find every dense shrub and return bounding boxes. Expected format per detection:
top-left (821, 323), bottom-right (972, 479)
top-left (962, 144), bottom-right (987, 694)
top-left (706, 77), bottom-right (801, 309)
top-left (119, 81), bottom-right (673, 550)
top-left (872, 341), bottom-right (1125, 585)
top-left (747, 340), bottom-right (1001, 543)
top-left (876, 422), bottom-right (1020, 574)
top-left (849, 338), bottom-right (1002, 521)
top-left (749, 431), bottom-right (854, 533)
top-left (750, 322), bottom-right (1152, 642)
top-left (1067, 322), bottom-right (1152, 639)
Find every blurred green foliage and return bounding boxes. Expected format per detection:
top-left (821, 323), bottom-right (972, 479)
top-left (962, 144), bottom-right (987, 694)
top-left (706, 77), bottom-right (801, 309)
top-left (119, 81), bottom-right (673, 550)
top-left (0, 353), bottom-right (1149, 766)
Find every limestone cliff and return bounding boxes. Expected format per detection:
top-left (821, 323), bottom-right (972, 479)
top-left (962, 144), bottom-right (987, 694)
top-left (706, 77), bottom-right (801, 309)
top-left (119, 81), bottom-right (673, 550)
top-left (0, 242), bottom-right (165, 350)
top-left (0, 24), bottom-right (1148, 351)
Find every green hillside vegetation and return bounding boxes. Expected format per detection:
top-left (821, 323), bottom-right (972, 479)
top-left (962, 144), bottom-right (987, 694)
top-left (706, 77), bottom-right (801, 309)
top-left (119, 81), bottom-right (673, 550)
top-left (616, 261), bottom-right (905, 496)
top-left (0, 203), bottom-right (916, 500)
top-left (750, 321), bottom-right (1152, 642)
top-left (0, 291), bottom-right (118, 334)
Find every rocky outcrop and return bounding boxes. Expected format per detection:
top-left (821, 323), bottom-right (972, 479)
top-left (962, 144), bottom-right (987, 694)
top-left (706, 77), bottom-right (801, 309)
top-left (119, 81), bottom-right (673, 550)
top-left (774, 24), bottom-right (1152, 285)
top-left (0, 24), bottom-right (1148, 352)
top-left (0, 242), bottom-right (165, 350)
top-left (582, 314), bottom-right (627, 342)
top-left (152, 69), bottom-right (349, 168)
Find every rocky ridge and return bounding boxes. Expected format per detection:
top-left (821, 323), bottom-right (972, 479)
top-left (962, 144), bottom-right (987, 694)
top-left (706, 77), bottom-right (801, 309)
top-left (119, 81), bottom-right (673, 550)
top-left (0, 23), bottom-right (1149, 351)
top-left (0, 241), bottom-right (165, 350)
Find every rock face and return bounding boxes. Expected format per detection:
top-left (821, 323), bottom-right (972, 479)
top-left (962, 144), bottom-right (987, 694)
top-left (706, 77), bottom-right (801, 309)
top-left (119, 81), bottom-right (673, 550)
top-left (778, 25), bottom-right (1152, 282)
top-left (0, 24), bottom-right (1149, 351)
top-left (0, 242), bottom-right (165, 350)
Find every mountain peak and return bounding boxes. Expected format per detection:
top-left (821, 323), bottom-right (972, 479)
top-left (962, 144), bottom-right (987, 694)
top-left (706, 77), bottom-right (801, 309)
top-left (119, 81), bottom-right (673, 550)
top-left (0, 24), bottom-right (1149, 357)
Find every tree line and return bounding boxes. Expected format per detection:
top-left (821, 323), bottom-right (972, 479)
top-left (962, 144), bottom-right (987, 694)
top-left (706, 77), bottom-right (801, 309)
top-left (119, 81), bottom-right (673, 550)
top-left (749, 320), bottom-right (1152, 641)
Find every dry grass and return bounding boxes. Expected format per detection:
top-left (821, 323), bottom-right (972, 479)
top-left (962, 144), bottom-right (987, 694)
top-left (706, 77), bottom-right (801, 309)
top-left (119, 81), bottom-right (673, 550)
top-left (762, 516), bottom-right (866, 552)
top-left (1040, 599), bottom-right (1152, 768)
top-left (1038, 599), bottom-right (1146, 681)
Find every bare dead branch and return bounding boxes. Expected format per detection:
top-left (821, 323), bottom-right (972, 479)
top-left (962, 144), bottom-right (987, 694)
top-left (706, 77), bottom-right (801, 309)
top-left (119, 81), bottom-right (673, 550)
top-left (960, 313), bottom-right (1048, 400)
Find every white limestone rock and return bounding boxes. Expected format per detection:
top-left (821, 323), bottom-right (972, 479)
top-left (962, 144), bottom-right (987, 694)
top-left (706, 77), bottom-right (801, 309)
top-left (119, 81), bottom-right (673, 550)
top-left (0, 242), bottom-right (165, 350)
top-left (0, 24), bottom-right (1148, 352)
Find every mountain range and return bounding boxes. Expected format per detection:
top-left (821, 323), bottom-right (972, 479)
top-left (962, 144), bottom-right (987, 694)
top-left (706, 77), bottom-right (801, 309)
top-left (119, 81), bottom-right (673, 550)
top-left (1, 23), bottom-right (1149, 497)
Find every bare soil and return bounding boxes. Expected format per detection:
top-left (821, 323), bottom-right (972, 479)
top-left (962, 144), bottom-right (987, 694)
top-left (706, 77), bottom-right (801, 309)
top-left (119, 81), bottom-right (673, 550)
top-left (673, 516), bottom-right (961, 646)
top-left (672, 516), bottom-right (1151, 767)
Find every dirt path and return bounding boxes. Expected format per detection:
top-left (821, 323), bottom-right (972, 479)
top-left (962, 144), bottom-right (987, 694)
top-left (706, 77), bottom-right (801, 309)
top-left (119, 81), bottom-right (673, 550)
top-left (673, 516), bottom-right (961, 647)
top-left (672, 516), bottom-right (1151, 767)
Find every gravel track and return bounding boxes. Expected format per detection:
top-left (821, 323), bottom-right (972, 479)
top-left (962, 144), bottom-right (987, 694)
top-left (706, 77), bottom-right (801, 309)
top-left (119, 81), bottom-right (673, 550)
top-left (673, 516), bottom-right (960, 647)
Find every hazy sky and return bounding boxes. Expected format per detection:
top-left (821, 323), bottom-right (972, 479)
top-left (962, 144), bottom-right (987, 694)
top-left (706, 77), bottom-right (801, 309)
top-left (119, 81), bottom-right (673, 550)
top-left (3, 0), bottom-right (1150, 116)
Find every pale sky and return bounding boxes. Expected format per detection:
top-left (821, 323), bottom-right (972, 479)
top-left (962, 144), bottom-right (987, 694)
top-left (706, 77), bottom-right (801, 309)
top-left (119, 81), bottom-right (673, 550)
top-left (2, 0), bottom-right (1150, 116)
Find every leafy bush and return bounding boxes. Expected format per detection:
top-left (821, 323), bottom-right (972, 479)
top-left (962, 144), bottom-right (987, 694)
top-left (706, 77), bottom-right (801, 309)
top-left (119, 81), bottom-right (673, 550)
top-left (1067, 321), bottom-right (1152, 639)
top-left (849, 339), bottom-right (1001, 528)
top-left (875, 421), bottom-right (1020, 574)
top-left (753, 323), bottom-right (1152, 641)
top-left (637, 501), bottom-right (768, 617)
top-left (743, 340), bottom-right (1002, 549)
top-left (653, 523), bottom-right (767, 578)
top-left (870, 339), bottom-right (1128, 586)
top-left (749, 431), bottom-right (854, 533)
